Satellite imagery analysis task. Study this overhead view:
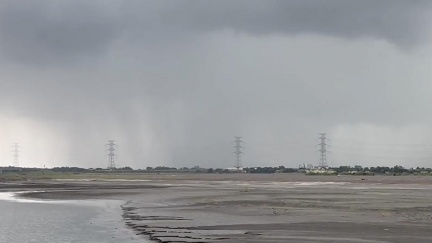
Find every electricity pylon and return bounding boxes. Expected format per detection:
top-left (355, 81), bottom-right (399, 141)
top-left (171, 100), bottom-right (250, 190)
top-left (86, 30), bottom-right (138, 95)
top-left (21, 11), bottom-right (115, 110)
top-left (318, 133), bottom-right (328, 168)
top-left (107, 140), bottom-right (117, 169)
top-left (234, 137), bottom-right (244, 171)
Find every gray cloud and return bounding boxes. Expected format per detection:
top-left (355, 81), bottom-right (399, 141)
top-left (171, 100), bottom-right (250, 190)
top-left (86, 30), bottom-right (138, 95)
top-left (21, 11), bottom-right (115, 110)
top-left (1, 1), bottom-right (432, 169)
top-left (0, 0), bottom-right (120, 64)
top-left (0, 0), bottom-right (431, 65)
top-left (136, 0), bottom-right (432, 46)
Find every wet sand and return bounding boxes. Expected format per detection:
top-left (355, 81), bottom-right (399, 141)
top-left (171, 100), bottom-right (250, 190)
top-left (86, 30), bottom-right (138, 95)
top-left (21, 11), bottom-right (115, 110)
top-left (2, 174), bottom-right (432, 242)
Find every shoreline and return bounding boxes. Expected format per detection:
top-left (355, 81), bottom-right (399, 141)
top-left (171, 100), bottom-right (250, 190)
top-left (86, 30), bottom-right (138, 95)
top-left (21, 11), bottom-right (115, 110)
top-left (2, 174), bottom-right (432, 242)
top-left (0, 190), bottom-right (146, 243)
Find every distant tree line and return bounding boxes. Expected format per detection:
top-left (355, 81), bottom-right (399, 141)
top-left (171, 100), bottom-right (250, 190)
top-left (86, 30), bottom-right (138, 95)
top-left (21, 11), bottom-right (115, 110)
top-left (333, 165), bottom-right (432, 175)
top-left (244, 166), bottom-right (298, 174)
top-left (3, 165), bottom-right (431, 175)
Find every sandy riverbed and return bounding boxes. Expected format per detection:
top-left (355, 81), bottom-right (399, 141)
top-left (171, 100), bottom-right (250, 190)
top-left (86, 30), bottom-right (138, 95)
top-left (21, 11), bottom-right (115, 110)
top-left (2, 174), bottom-right (432, 242)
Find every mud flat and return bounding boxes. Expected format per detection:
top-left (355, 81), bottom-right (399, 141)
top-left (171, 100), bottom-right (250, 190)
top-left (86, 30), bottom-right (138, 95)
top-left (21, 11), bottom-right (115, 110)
top-left (3, 174), bottom-right (432, 242)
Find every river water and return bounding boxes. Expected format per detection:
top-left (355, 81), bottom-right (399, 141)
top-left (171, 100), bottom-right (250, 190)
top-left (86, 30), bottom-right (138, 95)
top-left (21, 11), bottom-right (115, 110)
top-left (0, 192), bottom-right (147, 243)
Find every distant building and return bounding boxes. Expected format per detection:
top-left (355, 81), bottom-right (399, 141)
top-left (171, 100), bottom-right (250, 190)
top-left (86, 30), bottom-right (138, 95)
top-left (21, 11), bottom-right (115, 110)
top-left (299, 163), bottom-right (314, 170)
top-left (226, 167), bottom-right (245, 172)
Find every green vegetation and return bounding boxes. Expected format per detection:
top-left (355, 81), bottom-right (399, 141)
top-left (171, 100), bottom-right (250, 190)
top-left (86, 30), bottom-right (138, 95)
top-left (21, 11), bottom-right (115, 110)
top-left (333, 165), bottom-right (432, 176)
top-left (1, 164), bottom-right (431, 182)
top-left (245, 166), bottom-right (298, 174)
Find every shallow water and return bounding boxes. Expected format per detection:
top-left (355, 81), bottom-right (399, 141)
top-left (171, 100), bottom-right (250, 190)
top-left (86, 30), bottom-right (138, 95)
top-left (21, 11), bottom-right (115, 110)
top-left (0, 192), bottom-right (147, 243)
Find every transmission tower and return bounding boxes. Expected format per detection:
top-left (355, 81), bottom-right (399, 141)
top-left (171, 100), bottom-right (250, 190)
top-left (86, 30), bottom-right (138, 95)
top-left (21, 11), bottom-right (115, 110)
top-left (12, 143), bottom-right (20, 167)
top-left (318, 133), bottom-right (328, 168)
top-left (233, 137), bottom-right (244, 171)
top-left (107, 140), bottom-right (117, 169)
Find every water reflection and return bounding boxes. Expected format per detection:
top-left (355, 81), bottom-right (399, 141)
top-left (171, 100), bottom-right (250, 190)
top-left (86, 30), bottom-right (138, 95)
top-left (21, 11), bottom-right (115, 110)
top-left (0, 192), bottom-right (146, 243)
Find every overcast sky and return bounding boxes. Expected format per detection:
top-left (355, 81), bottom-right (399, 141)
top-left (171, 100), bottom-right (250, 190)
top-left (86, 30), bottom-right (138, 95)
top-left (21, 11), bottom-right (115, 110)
top-left (1, 0), bottom-right (432, 169)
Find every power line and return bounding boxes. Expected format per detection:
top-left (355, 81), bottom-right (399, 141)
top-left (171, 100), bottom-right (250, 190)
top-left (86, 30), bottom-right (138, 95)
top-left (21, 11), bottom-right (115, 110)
top-left (330, 150), bottom-right (432, 160)
top-left (331, 145), bottom-right (432, 153)
top-left (330, 138), bottom-right (432, 147)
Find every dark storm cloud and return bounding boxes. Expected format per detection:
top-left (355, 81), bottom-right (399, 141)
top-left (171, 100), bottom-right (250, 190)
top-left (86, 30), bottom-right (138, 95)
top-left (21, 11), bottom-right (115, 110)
top-left (1, 0), bottom-right (432, 168)
top-left (0, 0), bottom-right (431, 65)
top-left (0, 0), bottom-right (120, 64)
top-left (134, 0), bottom-right (431, 46)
